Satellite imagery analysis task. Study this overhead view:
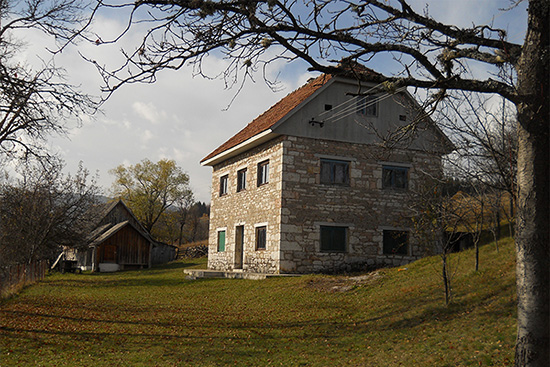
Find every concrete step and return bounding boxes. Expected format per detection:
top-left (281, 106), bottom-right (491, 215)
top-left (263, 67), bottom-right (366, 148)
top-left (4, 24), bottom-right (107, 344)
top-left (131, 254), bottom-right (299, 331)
top-left (183, 269), bottom-right (300, 280)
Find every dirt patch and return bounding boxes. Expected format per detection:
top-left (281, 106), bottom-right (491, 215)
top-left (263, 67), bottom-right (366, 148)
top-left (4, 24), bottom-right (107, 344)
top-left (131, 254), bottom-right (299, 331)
top-left (306, 270), bottom-right (384, 293)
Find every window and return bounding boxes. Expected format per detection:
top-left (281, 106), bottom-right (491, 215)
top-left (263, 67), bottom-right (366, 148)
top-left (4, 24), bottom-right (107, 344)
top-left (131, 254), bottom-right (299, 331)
top-left (383, 230), bottom-right (409, 255)
top-left (357, 95), bottom-right (378, 116)
top-left (256, 226), bottom-right (267, 250)
top-left (382, 165), bottom-right (409, 189)
top-left (257, 160), bottom-right (269, 186)
top-left (237, 168), bottom-right (247, 192)
top-left (320, 159), bottom-right (350, 185)
top-left (219, 175), bottom-right (228, 196)
top-left (320, 226), bottom-right (347, 252)
top-left (217, 230), bottom-right (226, 252)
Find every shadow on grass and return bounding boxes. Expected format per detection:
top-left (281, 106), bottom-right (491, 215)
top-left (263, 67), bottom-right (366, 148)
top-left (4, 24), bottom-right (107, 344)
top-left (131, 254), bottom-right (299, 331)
top-left (43, 259), bottom-right (207, 288)
top-left (376, 280), bottom-right (516, 332)
top-left (0, 279), bottom-right (517, 367)
top-left (43, 276), bottom-right (190, 288)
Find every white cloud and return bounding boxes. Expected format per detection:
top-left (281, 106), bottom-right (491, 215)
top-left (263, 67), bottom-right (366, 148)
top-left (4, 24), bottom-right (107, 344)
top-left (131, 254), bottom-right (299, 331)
top-left (35, 1), bottom-right (527, 203)
top-left (132, 102), bottom-right (166, 125)
top-left (141, 129), bottom-right (154, 144)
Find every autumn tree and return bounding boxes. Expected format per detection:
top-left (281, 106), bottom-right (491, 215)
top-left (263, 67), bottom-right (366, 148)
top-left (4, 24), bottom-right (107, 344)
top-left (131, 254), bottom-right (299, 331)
top-left (185, 202), bottom-right (210, 243)
top-left (0, 0), bottom-right (97, 160)
top-left (151, 192), bottom-right (195, 245)
top-left (439, 92), bottom-right (517, 224)
top-left (409, 176), bottom-right (470, 305)
top-left (0, 158), bottom-right (101, 266)
top-left (110, 158), bottom-right (193, 235)
top-left (86, 0), bottom-right (548, 365)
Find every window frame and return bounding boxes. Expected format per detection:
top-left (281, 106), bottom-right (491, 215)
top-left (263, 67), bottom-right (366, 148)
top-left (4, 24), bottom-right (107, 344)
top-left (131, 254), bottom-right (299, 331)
top-left (357, 95), bottom-right (378, 117)
top-left (382, 230), bottom-right (409, 255)
top-left (255, 225), bottom-right (267, 250)
top-left (320, 158), bottom-right (350, 186)
top-left (237, 168), bottom-right (247, 192)
top-left (382, 165), bottom-right (409, 190)
top-left (219, 174), bottom-right (229, 196)
top-left (257, 160), bottom-right (270, 187)
top-left (217, 229), bottom-right (226, 252)
top-left (320, 225), bottom-right (348, 253)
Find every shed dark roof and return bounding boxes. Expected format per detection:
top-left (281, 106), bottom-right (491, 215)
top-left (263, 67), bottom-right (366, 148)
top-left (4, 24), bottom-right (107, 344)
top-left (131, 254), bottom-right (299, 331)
top-left (88, 220), bottom-right (151, 248)
top-left (89, 221), bottom-right (130, 247)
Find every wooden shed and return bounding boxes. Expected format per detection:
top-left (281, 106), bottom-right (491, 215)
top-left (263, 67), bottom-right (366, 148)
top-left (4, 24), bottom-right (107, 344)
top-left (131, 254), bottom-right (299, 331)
top-left (66, 200), bottom-right (155, 272)
top-left (90, 220), bottom-right (152, 272)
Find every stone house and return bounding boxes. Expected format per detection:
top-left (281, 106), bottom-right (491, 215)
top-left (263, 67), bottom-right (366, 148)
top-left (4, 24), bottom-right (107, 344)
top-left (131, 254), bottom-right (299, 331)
top-left (201, 68), bottom-right (453, 274)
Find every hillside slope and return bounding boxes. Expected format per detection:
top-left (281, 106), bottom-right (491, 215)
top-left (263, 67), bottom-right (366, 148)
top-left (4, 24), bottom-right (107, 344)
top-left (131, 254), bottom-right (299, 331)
top-left (0, 238), bottom-right (516, 366)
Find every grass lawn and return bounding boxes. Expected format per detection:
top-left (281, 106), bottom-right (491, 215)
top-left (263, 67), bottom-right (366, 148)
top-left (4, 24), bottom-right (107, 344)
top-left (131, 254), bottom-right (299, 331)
top-left (0, 240), bottom-right (516, 366)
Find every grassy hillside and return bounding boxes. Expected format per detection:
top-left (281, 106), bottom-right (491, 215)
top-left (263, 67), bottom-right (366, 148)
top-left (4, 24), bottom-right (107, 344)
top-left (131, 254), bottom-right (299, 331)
top-left (0, 238), bottom-right (516, 366)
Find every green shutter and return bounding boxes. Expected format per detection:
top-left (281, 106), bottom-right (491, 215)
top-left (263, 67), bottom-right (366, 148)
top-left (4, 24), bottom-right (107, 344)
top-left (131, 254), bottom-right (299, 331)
top-left (218, 231), bottom-right (226, 252)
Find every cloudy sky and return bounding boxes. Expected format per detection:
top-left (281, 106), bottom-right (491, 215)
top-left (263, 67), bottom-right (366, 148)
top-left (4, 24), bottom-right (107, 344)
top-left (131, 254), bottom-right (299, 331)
top-left (20, 0), bottom-right (527, 203)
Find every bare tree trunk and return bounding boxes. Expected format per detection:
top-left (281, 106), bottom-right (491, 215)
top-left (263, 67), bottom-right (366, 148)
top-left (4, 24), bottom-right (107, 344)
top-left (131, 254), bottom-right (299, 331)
top-left (494, 209), bottom-right (500, 253)
top-left (475, 201), bottom-right (483, 272)
top-left (178, 222), bottom-right (185, 247)
top-left (496, 210), bottom-right (501, 241)
top-left (514, 1), bottom-right (549, 365)
top-left (442, 254), bottom-right (451, 306)
top-left (178, 211), bottom-right (188, 247)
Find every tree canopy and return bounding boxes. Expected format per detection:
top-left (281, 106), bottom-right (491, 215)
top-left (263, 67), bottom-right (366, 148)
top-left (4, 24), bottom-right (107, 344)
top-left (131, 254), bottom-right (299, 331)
top-left (0, 159), bottom-right (101, 266)
top-left (0, 0), bottom-right (97, 160)
top-left (110, 158), bottom-right (193, 234)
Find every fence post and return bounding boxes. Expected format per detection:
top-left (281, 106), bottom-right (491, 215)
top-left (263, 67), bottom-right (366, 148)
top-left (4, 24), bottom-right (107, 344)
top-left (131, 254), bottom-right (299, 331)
top-left (0, 259), bottom-right (49, 299)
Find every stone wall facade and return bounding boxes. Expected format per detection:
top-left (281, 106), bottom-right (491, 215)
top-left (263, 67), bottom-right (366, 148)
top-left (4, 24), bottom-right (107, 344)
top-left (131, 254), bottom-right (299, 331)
top-left (278, 135), bottom-right (442, 273)
top-left (207, 134), bottom-right (443, 274)
top-left (207, 137), bottom-right (284, 273)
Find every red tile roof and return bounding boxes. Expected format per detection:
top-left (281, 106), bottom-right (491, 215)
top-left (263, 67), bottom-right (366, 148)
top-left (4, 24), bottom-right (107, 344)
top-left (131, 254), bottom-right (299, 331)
top-left (201, 73), bottom-right (333, 164)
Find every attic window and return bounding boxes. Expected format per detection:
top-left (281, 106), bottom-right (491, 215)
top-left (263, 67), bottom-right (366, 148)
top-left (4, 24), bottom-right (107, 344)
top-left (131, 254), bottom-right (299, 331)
top-left (357, 95), bottom-right (378, 116)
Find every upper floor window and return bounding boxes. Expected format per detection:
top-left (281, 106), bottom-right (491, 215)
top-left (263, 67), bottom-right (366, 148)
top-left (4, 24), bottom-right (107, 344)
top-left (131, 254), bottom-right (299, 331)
top-left (257, 160), bottom-right (269, 186)
top-left (382, 165), bottom-right (409, 189)
top-left (237, 168), bottom-right (247, 192)
top-left (320, 159), bottom-right (350, 186)
top-left (357, 95), bottom-right (378, 116)
top-left (320, 225), bottom-right (347, 252)
top-left (383, 230), bottom-right (408, 255)
top-left (219, 175), bottom-right (228, 196)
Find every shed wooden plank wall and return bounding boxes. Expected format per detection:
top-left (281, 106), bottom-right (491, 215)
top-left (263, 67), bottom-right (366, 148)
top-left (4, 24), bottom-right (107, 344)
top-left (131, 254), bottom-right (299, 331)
top-left (98, 226), bottom-right (150, 266)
